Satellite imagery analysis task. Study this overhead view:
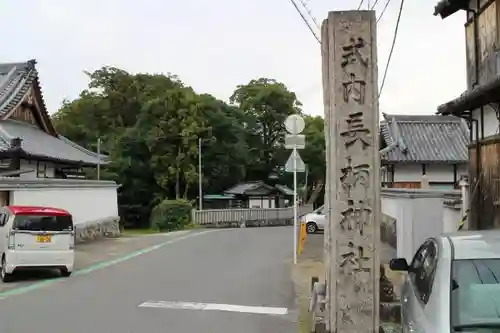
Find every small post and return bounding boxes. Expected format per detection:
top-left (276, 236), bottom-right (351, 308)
top-left (97, 137), bottom-right (101, 180)
top-left (198, 138), bottom-right (203, 211)
top-left (322, 10), bottom-right (380, 333)
top-left (421, 174), bottom-right (429, 189)
top-left (459, 175), bottom-right (469, 229)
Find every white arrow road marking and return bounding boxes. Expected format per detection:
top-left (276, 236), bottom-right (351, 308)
top-left (138, 300), bottom-right (289, 316)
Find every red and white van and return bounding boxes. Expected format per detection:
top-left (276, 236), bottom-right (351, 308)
top-left (0, 205), bottom-right (75, 282)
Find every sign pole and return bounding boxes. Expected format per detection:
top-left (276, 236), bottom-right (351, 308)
top-left (284, 113), bottom-right (306, 265)
top-left (293, 147), bottom-right (298, 264)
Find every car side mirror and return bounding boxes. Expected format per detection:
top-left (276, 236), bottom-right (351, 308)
top-left (389, 258), bottom-right (409, 271)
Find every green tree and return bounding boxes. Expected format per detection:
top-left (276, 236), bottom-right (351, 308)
top-left (135, 86), bottom-right (207, 199)
top-left (197, 94), bottom-right (250, 194)
top-left (51, 68), bottom-right (324, 228)
top-left (230, 78), bottom-right (302, 182)
top-left (51, 67), bottom-right (188, 226)
top-left (302, 115), bottom-right (325, 186)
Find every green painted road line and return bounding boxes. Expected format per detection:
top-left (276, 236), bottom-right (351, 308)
top-left (0, 229), bottom-right (216, 300)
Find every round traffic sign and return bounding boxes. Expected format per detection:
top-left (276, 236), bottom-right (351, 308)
top-left (284, 114), bottom-right (305, 134)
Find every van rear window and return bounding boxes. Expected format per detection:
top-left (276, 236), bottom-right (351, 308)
top-left (13, 215), bottom-right (73, 231)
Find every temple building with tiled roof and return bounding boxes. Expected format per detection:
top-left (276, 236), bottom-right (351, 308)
top-left (379, 114), bottom-right (470, 189)
top-left (0, 59), bottom-right (105, 179)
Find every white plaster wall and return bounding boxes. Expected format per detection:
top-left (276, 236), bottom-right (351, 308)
top-left (249, 197), bottom-right (275, 209)
top-left (472, 106), bottom-right (499, 138)
top-left (19, 160), bottom-right (55, 179)
top-left (393, 164), bottom-right (467, 184)
top-left (10, 186), bottom-right (118, 226)
top-left (443, 206), bottom-right (461, 233)
top-left (381, 189), bottom-right (461, 263)
top-left (381, 196), bottom-right (410, 260)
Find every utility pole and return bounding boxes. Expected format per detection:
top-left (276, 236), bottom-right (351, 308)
top-left (97, 137), bottom-right (101, 180)
top-left (321, 11), bottom-right (380, 333)
top-left (198, 138), bottom-right (203, 211)
top-left (304, 164), bottom-right (309, 200)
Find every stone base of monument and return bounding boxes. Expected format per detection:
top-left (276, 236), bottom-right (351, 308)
top-left (379, 322), bottom-right (402, 333)
top-left (380, 302), bottom-right (401, 323)
top-left (379, 264), bottom-right (402, 332)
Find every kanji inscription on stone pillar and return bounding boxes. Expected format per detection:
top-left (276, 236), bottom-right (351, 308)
top-left (321, 10), bottom-right (380, 333)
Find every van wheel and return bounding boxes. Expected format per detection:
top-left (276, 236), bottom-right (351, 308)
top-left (60, 269), bottom-right (72, 278)
top-left (1, 257), bottom-right (13, 283)
top-left (306, 222), bottom-right (318, 234)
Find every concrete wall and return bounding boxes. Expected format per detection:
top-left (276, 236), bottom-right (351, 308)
top-left (381, 188), bottom-right (461, 262)
top-left (0, 178), bottom-right (120, 243)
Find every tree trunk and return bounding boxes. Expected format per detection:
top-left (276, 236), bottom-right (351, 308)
top-left (175, 170), bottom-right (180, 199)
top-left (183, 183), bottom-right (189, 199)
top-left (175, 146), bottom-right (181, 199)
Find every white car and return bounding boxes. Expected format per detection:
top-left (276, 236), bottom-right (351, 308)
top-left (0, 205), bottom-right (75, 282)
top-left (302, 206), bottom-right (325, 234)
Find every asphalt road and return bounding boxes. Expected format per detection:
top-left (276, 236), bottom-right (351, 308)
top-left (0, 227), bottom-right (298, 333)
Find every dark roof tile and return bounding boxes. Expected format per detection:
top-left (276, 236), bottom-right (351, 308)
top-left (380, 114), bottom-right (470, 163)
top-left (0, 120), bottom-right (105, 165)
top-left (0, 60), bottom-right (106, 165)
top-left (0, 61), bottom-right (37, 116)
top-left (224, 181), bottom-right (274, 195)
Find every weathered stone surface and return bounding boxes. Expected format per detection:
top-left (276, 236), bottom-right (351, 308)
top-left (380, 322), bottom-right (402, 333)
top-left (322, 10), bottom-right (380, 333)
top-left (380, 264), bottom-right (395, 302)
top-left (74, 216), bottom-right (121, 243)
top-left (380, 302), bottom-right (401, 323)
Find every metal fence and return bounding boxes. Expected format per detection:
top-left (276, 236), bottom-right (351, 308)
top-left (192, 205), bottom-right (314, 227)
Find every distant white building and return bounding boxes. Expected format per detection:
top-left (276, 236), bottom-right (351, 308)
top-left (379, 114), bottom-right (470, 189)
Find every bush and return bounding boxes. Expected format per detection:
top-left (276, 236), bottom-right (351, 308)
top-left (150, 199), bottom-right (192, 231)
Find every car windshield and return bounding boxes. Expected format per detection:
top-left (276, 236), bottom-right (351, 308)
top-left (314, 206), bottom-right (324, 215)
top-left (451, 259), bottom-right (500, 330)
top-left (13, 214), bottom-right (73, 232)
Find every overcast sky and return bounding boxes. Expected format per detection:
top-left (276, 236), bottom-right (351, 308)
top-left (1, 0), bottom-right (465, 117)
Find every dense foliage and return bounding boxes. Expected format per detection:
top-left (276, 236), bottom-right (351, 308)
top-left (51, 67), bottom-right (325, 228)
top-left (150, 199), bottom-right (192, 231)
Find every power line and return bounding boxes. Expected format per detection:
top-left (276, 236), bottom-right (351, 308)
top-left (370, 0), bottom-right (380, 10)
top-left (288, 0), bottom-right (321, 44)
top-left (377, 0), bottom-right (392, 23)
top-left (298, 0), bottom-right (320, 29)
top-left (357, 0), bottom-right (365, 10)
top-left (378, 0), bottom-right (405, 98)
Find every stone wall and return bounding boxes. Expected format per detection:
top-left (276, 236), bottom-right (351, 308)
top-left (74, 216), bottom-right (121, 243)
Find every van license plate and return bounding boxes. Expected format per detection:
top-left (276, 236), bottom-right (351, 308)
top-left (36, 235), bottom-right (52, 243)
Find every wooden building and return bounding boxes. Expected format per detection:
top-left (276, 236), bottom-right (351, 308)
top-left (434, 0), bottom-right (500, 229)
top-left (208, 181), bottom-right (294, 209)
top-left (380, 114), bottom-right (469, 189)
top-left (0, 60), bottom-right (105, 181)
